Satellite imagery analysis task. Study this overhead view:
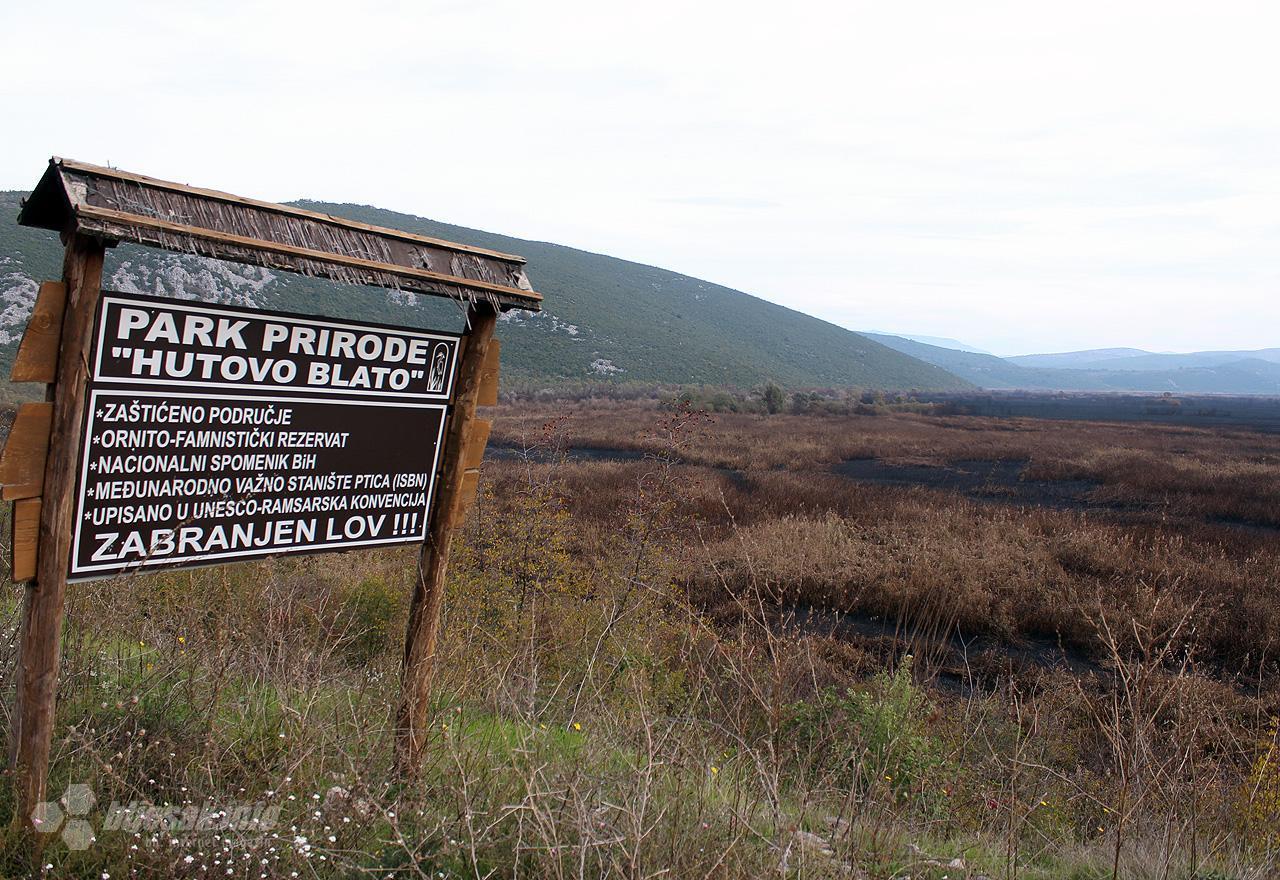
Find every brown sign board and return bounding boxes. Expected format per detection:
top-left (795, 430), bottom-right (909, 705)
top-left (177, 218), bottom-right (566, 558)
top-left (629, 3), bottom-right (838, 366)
top-left (69, 292), bottom-right (459, 580)
top-left (8, 158), bottom-right (519, 817)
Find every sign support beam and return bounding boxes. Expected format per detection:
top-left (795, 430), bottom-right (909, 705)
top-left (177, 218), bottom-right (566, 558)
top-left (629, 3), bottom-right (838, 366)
top-left (394, 301), bottom-right (497, 775)
top-left (10, 233), bottom-right (106, 819)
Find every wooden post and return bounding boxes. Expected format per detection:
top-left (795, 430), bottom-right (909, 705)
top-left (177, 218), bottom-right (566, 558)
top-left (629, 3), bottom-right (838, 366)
top-left (9, 233), bottom-right (106, 818)
top-left (394, 301), bottom-right (498, 774)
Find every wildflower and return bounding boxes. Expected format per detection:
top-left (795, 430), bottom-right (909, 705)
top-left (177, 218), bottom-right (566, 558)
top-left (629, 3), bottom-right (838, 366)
top-left (572, 722), bottom-right (582, 731)
top-left (710, 766), bottom-right (719, 775)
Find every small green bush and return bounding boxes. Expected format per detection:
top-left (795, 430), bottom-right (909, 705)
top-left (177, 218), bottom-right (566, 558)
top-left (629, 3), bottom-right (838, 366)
top-left (337, 576), bottom-right (402, 667)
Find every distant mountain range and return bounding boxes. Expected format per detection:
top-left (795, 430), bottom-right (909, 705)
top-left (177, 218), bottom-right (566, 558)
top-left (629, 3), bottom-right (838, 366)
top-left (2, 186), bottom-right (1274, 397)
top-left (1007, 348), bottom-right (1152, 369)
top-left (868, 332), bottom-right (992, 355)
top-left (0, 191), bottom-right (969, 393)
top-left (867, 335), bottom-right (1280, 395)
top-left (1009, 347), bottom-right (1280, 372)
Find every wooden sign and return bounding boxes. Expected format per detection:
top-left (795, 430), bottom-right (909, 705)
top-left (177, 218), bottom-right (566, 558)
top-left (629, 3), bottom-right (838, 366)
top-left (10, 281), bottom-right (66, 383)
top-left (0, 403), bottom-right (53, 500)
top-left (10, 499), bottom-right (41, 582)
top-left (5, 157), bottom-right (525, 822)
top-left (70, 293), bottom-right (460, 579)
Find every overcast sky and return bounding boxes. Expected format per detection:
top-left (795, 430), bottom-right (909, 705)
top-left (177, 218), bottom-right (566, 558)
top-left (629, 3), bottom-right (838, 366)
top-left (3, 1), bottom-right (1277, 355)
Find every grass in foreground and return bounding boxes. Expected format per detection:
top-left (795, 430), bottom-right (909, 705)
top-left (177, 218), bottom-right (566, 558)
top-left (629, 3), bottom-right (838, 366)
top-left (1, 406), bottom-right (1278, 878)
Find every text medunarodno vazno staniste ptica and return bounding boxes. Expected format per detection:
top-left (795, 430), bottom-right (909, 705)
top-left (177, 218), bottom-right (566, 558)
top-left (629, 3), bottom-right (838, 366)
top-left (68, 292), bottom-right (462, 581)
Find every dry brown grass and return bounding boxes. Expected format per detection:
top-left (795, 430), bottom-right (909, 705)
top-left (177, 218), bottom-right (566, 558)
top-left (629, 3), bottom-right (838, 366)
top-left (1, 400), bottom-right (1279, 877)
top-left (493, 401), bottom-right (1280, 526)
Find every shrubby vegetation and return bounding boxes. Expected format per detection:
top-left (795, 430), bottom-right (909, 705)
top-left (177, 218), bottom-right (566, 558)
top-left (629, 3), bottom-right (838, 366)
top-left (1, 403), bottom-right (1279, 878)
top-left (654, 384), bottom-right (943, 416)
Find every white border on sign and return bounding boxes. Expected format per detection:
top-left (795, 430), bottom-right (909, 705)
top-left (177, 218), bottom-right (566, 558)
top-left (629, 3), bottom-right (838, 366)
top-left (69, 389), bottom-right (449, 580)
top-left (93, 294), bottom-right (461, 402)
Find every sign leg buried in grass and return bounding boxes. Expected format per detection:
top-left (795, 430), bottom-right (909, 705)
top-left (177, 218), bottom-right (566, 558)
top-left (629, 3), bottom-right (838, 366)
top-left (10, 232), bottom-right (105, 823)
top-left (394, 301), bottom-right (497, 776)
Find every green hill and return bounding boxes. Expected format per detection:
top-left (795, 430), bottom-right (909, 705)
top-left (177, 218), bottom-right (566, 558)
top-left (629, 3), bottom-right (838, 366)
top-left (0, 192), bottom-right (971, 392)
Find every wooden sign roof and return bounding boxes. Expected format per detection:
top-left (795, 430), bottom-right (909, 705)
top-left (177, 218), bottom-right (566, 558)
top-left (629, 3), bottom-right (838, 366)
top-left (18, 158), bottom-right (541, 312)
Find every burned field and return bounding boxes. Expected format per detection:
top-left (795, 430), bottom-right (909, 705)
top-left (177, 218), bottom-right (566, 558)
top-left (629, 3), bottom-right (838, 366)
top-left (4, 398), bottom-right (1280, 878)
top-left (488, 403), bottom-right (1280, 682)
top-left (469, 401), bottom-right (1280, 874)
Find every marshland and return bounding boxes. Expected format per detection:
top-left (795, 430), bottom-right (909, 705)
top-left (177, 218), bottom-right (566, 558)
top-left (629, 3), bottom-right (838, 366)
top-left (3, 393), bottom-right (1278, 879)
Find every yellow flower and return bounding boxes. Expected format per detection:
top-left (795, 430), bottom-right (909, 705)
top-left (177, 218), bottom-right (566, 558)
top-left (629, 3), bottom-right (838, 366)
top-left (572, 722), bottom-right (581, 731)
top-left (177, 636), bottom-right (186, 644)
top-left (710, 766), bottom-right (719, 775)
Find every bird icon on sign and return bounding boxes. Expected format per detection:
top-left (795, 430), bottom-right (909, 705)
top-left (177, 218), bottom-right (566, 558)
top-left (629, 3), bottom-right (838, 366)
top-left (427, 342), bottom-right (450, 393)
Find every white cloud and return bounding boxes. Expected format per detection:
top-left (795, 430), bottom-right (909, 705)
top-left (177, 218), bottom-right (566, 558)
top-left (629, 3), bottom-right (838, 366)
top-left (2, 0), bottom-right (1277, 355)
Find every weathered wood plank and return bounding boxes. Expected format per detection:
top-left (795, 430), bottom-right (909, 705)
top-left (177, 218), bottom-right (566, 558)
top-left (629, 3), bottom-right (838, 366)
top-left (395, 303), bottom-right (498, 775)
top-left (0, 402), bottom-right (54, 499)
top-left (75, 204), bottom-right (542, 306)
top-left (10, 498), bottom-right (41, 582)
top-left (455, 469), bottom-right (482, 520)
top-left (10, 234), bottom-right (106, 820)
top-left (462, 419), bottom-right (492, 470)
top-left (477, 340), bottom-right (501, 407)
top-left (10, 282), bottom-right (67, 383)
top-left (22, 158), bottom-right (542, 312)
top-left (58, 158), bottom-right (527, 263)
